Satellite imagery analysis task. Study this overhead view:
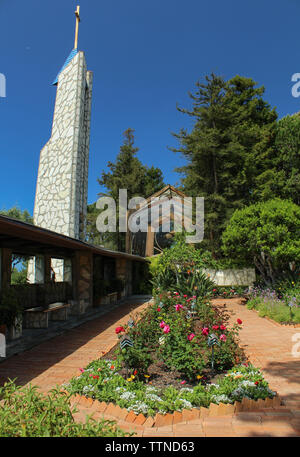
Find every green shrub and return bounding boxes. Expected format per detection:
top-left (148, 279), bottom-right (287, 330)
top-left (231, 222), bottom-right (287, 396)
top-left (0, 380), bottom-right (130, 437)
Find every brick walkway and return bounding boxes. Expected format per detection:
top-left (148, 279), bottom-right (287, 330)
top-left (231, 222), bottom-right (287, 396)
top-left (1, 298), bottom-right (300, 437)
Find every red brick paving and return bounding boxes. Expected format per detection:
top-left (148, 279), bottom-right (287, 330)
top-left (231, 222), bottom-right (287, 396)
top-left (1, 297), bottom-right (300, 437)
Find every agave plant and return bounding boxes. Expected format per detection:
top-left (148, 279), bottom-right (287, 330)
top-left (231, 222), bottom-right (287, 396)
top-left (174, 269), bottom-right (215, 299)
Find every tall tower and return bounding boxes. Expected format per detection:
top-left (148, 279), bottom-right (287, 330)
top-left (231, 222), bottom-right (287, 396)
top-left (33, 5), bottom-right (93, 240)
top-left (28, 6), bottom-right (93, 283)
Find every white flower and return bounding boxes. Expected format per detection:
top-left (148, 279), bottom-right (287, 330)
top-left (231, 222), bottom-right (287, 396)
top-left (127, 401), bottom-right (149, 415)
top-left (206, 383), bottom-right (220, 390)
top-left (180, 399), bottom-right (192, 409)
top-left (82, 385), bottom-right (95, 393)
top-left (145, 386), bottom-right (158, 393)
top-left (180, 388), bottom-right (194, 393)
top-left (145, 393), bottom-right (163, 402)
top-left (120, 391), bottom-right (136, 401)
top-left (241, 380), bottom-right (256, 387)
top-left (211, 394), bottom-right (231, 404)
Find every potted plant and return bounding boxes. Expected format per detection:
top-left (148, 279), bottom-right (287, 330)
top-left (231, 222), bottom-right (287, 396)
top-left (0, 287), bottom-right (23, 340)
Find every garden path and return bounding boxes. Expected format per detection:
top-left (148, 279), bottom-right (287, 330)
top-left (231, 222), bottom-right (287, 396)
top-left (0, 297), bottom-right (299, 437)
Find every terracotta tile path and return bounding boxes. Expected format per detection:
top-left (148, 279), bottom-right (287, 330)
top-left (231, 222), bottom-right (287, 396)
top-left (1, 298), bottom-right (300, 437)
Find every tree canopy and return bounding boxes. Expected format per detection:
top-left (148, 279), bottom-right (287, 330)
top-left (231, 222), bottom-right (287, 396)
top-left (172, 73), bottom-right (278, 256)
top-left (94, 128), bottom-right (165, 250)
top-left (221, 198), bottom-right (300, 285)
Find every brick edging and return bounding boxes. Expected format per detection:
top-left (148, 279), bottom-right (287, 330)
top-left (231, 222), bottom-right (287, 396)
top-left (69, 393), bottom-right (282, 428)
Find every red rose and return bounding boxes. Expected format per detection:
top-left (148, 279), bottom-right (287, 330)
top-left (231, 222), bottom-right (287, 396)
top-left (220, 324), bottom-right (226, 331)
top-left (115, 326), bottom-right (125, 334)
top-left (157, 307), bottom-right (161, 312)
top-left (237, 319), bottom-right (242, 325)
top-left (255, 381), bottom-right (259, 385)
top-left (93, 375), bottom-right (99, 379)
top-left (110, 365), bottom-right (115, 370)
top-left (212, 325), bottom-right (219, 330)
top-left (133, 369), bottom-right (138, 375)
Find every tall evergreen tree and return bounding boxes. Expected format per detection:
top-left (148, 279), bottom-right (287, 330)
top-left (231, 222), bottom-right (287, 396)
top-left (95, 128), bottom-right (164, 251)
top-left (172, 73), bottom-right (277, 256)
top-left (254, 113), bottom-right (300, 205)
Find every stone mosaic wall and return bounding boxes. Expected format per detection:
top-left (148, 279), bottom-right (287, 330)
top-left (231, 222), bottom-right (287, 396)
top-left (33, 51), bottom-right (93, 240)
top-left (29, 51), bottom-right (93, 283)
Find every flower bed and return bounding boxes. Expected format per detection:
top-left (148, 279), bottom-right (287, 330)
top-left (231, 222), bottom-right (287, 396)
top-left (211, 285), bottom-right (249, 299)
top-left (246, 286), bottom-right (300, 324)
top-left (65, 360), bottom-right (276, 417)
top-left (64, 291), bottom-right (276, 417)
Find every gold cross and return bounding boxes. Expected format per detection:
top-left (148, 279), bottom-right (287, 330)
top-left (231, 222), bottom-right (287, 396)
top-left (74, 5), bottom-right (81, 50)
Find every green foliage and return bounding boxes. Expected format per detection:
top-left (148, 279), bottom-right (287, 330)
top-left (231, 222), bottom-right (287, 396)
top-left (246, 284), bottom-right (300, 324)
top-left (0, 380), bottom-right (129, 437)
top-left (95, 129), bottom-right (164, 251)
top-left (222, 198), bottom-right (300, 285)
top-left (11, 265), bottom-right (28, 285)
top-left (255, 114), bottom-right (300, 205)
top-left (211, 285), bottom-right (248, 298)
top-left (172, 73), bottom-right (277, 256)
top-left (0, 206), bottom-right (33, 224)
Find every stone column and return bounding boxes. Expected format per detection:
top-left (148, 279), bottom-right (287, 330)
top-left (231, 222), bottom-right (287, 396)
top-left (71, 251), bottom-right (93, 315)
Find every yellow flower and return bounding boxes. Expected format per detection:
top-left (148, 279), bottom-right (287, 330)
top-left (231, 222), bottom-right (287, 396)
top-left (234, 374), bottom-right (243, 380)
top-left (131, 375), bottom-right (135, 379)
top-left (196, 375), bottom-right (203, 380)
top-left (127, 378), bottom-right (132, 382)
top-left (144, 375), bottom-right (150, 378)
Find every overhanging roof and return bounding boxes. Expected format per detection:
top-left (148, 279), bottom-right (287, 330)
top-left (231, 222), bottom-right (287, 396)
top-left (0, 215), bottom-right (146, 262)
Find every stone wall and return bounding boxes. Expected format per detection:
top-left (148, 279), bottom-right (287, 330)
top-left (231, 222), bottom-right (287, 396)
top-left (203, 268), bottom-right (256, 286)
top-left (33, 51), bottom-right (93, 240)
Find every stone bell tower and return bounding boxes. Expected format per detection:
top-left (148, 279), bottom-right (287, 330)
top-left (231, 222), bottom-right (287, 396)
top-left (28, 6), bottom-right (93, 282)
top-left (33, 5), bottom-right (93, 240)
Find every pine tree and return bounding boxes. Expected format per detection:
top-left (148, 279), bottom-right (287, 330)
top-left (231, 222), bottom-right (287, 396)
top-left (95, 129), bottom-right (164, 251)
top-left (172, 73), bottom-right (277, 256)
top-left (254, 113), bottom-right (300, 205)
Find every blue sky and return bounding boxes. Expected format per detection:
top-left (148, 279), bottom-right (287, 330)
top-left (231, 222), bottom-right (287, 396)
top-left (1, 0), bottom-right (300, 215)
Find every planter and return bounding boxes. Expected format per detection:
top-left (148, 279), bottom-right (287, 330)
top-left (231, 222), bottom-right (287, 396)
top-left (7, 316), bottom-right (22, 341)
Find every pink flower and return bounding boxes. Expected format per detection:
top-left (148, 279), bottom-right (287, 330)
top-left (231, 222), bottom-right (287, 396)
top-left (79, 368), bottom-right (85, 373)
top-left (159, 321), bottom-right (166, 329)
top-left (163, 325), bottom-right (170, 334)
top-left (89, 373), bottom-right (93, 377)
top-left (188, 333), bottom-right (195, 341)
top-left (202, 327), bottom-right (209, 336)
top-left (220, 334), bottom-right (227, 342)
top-left (175, 304), bottom-right (183, 311)
top-left (192, 296), bottom-right (196, 299)
top-left (183, 295), bottom-right (187, 298)
top-left (220, 324), bottom-right (227, 331)
top-left (212, 325), bottom-right (219, 330)
top-left (174, 292), bottom-right (179, 296)
top-left (180, 380), bottom-right (186, 385)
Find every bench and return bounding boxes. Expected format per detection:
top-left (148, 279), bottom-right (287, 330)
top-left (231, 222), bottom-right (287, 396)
top-left (23, 303), bottom-right (70, 329)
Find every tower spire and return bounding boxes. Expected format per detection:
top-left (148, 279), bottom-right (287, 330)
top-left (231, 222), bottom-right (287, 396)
top-left (74, 5), bottom-right (81, 50)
